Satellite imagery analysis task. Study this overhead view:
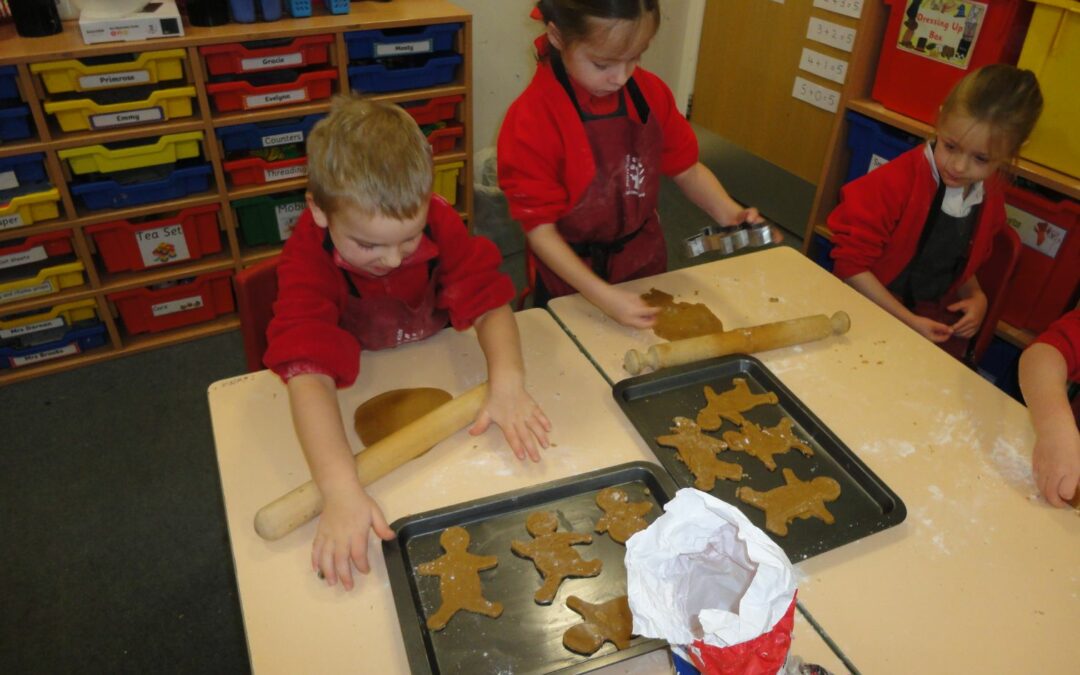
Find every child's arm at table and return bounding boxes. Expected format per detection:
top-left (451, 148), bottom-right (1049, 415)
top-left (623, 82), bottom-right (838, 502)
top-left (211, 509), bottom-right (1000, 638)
top-left (671, 162), bottom-right (763, 226)
top-left (286, 373), bottom-right (395, 589)
top-left (469, 304), bottom-right (552, 461)
top-left (1019, 343), bottom-right (1080, 507)
top-left (845, 270), bottom-right (954, 343)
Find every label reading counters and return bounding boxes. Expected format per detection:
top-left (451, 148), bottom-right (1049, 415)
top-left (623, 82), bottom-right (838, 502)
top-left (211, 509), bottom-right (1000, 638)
top-left (261, 130), bottom-right (304, 147)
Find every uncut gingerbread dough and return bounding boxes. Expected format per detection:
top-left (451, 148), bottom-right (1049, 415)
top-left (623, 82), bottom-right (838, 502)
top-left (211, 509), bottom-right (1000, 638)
top-left (641, 288), bottom-right (724, 341)
top-left (722, 418), bottom-right (814, 471)
top-left (737, 468), bottom-right (842, 536)
top-left (416, 526), bottom-right (502, 630)
top-left (353, 387), bottom-right (451, 445)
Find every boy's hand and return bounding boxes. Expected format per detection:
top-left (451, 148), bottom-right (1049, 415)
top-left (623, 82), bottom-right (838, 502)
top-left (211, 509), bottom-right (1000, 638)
top-left (470, 381), bottom-right (552, 462)
top-left (592, 286), bottom-right (660, 328)
top-left (908, 315), bottom-right (954, 343)
top-left (947, 292), bottom-right (988, 338)
top-left (1032, 422), bottom-right (1080, 508)
top-left (311, 482), bottom-right (395, 590)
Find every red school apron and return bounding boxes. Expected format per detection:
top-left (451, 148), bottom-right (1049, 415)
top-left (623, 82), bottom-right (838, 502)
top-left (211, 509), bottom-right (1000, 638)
top-left (323, 230), bottom-right (449, 351)
top-left (533, 57), bottom-right (666, 301)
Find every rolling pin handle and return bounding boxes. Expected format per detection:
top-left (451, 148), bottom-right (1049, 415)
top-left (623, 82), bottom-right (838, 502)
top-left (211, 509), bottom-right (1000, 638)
top-left (830, 311), bottom-right (851, 335)
top-left (624, 348), bottom-right (645, 375)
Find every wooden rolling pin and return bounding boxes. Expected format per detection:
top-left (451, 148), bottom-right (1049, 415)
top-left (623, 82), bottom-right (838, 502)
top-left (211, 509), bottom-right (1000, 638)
top-left (624, 311), bottom-right (851, 375)
top-left (254, 383), bottom-right (488, 541)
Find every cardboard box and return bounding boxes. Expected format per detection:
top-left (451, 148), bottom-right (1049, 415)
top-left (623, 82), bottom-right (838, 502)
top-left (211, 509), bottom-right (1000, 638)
top-left (79, 1), bottom-right (184, 45)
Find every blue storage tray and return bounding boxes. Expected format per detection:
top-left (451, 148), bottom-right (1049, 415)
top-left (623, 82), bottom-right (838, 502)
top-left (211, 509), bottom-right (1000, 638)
top-left (70, 164), bottom-right (213, 211)
top-left (0, 322), bottom-right (107, 369)
top-left (0, 65), bottom-right (20, 101)
top-left (0, 153), bottom-right (47, 189)
top-left (844, 111), bottom-right (921, 184)
top-left (286, 0), bottom-right (312, 17)
top-left (324, 0), bottom-right (350, 14)
top-left (0, 105), bottom-right (33, 142)
top-left (346, 23), bottom-right (461, 60)
top-left (348, 54), bottom-right (462, 94)
top-left (229, 0), bottom-right (284, 23)
top-left (216, 114), bottom-right (323, 153)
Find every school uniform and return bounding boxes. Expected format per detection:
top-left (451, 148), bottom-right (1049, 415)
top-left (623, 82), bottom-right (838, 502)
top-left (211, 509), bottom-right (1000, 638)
top-left (1033, 309), bottom-right (1080, 381)
top-left (497, 36), bottom-right (698, 302)
top-left (829, 143), bottom-right (1006, 357)
top-left (264, 194), bottom-right (515, 386)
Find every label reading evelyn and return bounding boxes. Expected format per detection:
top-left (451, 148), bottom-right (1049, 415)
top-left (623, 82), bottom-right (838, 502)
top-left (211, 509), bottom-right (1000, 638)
top-left (1006, 204), bottom-right (1065, 258)
top-left (0, 279), bottom-right (55, 303)
top-left (897, 0), bottom-right (987, 70)
top-left (0, 316), bottom-right (65, 340)
top-left (136, 224), bottom-right (192, 268)
top-left (0, 170), bottom-right (19, 191)
top-left (798, 47), bottom-right (848, 84)
top-left (264, 164), bottom-right (307, 183)
top-left (813, 0), bottom-right (864, 19)
top-left (245, 88), bottom-right (307, 109)
top-left (78, 69), bottom-right (150, 90)
top-left (792, 76), bottom-right (840, 113)
top-left (275, 201), bottom-right (304, 240)
top-left (240, 52), bottom-right (303, 72)
top-left (90, 106), bottom-right (163, 129)
top-left (260, 130), bottom-right (305, 148)
top-left (10, 342), bottom-right (79, 368)
top-left (807, 17), bottom-right (856, 52)
top-left (373, 38), bottom-right (435, 58)
top-left (151, 294), bottom-right (204, 317)
top-left (0, 244), bottom-right (47, 271)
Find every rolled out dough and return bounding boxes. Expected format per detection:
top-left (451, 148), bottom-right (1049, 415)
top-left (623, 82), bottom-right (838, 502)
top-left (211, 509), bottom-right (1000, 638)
top-left (353, 387), bottom-right (452, 446)
top-left (641, 288), bottom-right (724, 341)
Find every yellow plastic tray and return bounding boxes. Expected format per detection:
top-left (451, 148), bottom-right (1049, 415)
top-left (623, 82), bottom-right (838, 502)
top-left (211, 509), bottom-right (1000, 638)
top-left (43, 87), bottom-right (197, 133)
top-left (0, 299), bottom-right (98, 333)
top-left (0, 261), bottom-right (85, 306)
top-left (0, 187), bottom-right (62, 231)
top-left (434, 160), bottom-right (464, 206)
top-left (59, 132), bottom-right (204, 175)
top-left (1018, 0), bottom-right (1080, 178)
top-left (30, 50), bottom-right (187, 94)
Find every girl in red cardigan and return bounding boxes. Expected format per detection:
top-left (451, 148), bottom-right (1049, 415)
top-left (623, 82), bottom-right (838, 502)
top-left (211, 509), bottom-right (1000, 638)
top-left (499, 0), bottom-right (763, 327)
top-left (829, 65), bottom-right (1042, 359)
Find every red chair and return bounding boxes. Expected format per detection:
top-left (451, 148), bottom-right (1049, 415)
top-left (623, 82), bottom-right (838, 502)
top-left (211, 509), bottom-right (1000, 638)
top-left (234, 257), bottom-right (280, 372)
top-left (970, 225), bottom-right (1022, 366)
top-left (516, 244), bottom-right (538, 310)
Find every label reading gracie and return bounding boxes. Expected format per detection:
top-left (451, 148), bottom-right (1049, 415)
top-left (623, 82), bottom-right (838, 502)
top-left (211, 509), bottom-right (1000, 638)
top-left (240, 52), bottom-right (303, 72)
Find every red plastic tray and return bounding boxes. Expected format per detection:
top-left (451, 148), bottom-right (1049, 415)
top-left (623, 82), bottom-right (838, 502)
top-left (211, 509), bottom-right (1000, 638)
top-left (200, 35), bottom-right (334, 76)
top-left (0, 231), bottom-right (73, 271)
top-left (86, 204), bottom-right (223, 273)
top-left (206, 70), bottom-right (337, 113)
top-left (109, 270), bottom-right (235, 334)
top-left (402, 94), bottom-right (462, 126)
top-left (426, 122), bottom-right (463, 154)
top-left (223, 156), bottom-right (308, 187)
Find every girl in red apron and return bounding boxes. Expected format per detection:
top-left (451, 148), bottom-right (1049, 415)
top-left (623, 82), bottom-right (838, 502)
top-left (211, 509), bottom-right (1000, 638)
top-left (499, 1), bottom-right (763, 327)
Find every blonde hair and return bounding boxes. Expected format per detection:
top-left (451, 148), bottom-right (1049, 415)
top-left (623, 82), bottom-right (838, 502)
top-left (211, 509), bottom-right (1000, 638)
top-left (306, 94), bottom-right (432, 218)
top-left (938, 64), bottom-right (1043, 161)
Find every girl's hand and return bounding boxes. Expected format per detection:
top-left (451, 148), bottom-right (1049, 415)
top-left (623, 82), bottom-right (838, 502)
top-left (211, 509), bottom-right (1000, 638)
top-left (469, 383), bottom-right (552, 462)
top-left (947, 292), bottom-right (988, 338)
top-left (908, 315), bottom-right (954, 343)
top-left (592, 286), bottom-right (660, 328)
top-left (311, 484), bottom-right (395, 591)
top-left (726, 206), bottom-right (764, 226)
top-left (1032, 422), bottom-right (1080, 508)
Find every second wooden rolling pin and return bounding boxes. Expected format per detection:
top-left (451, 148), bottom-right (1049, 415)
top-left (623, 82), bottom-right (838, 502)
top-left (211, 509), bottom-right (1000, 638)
top-left (254, 383), bottom-right (488, 541)
top-left (624, 311), bottom-right (851, 375)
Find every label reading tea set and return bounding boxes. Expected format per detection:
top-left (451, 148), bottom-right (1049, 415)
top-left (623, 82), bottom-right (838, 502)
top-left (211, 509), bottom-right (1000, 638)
top-left (136, 224), bottom-right (192, 267)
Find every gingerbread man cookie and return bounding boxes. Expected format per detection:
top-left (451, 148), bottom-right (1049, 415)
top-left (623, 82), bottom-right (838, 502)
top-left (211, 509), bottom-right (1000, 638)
top-left (736, 468), bottom-right (842, 536)
top-left (722, 417), bottom-right (814, 471)
top-left (696, 379), bottom-right (779, 430)
top-left (641, 288), bottom-right (724, 341)
top-left (510, 511), bottom-right (603, 605)
top-left (416, 526), bottom-right (503, 630)
top-left (562, 595), bottom-right (635, 655)
top-left (655, 417), bottom-right (743, 491)
top-left (594, 487), bottom-right (653, 544)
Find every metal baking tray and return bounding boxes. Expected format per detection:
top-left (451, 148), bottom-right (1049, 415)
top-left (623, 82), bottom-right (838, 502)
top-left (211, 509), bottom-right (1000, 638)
top-left (612, 355), bottom-right (906, 561)
top-left (383, 462), bottom-right (678, 675)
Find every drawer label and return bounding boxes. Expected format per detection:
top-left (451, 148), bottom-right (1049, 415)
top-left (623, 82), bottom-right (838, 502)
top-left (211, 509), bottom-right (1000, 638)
top-left (0, 316), bottom-right (66, 340)
top-left (275, 200), bottom-right (305, 240)
top-left (868, 153), bottom-right (890, 173)
top-left (0, 170), bottom-right (19, 191)
top-left (264, 164), bottom-right (307, 183)
top-left (1006, 204), bottom-right (1065, 258)
top-left (241, 52), bottom-right (304, 72)
top-left (261, 130), bottom-right (305, 147)
top-left (10, 342), bottom-right (79, 367)
top-left (374, 38), bottom-right (434, 57)
top-left (151, 294), bottom-right (204, 317)
top-left (896, 0), bottom-right (988, 70)
top-left (245, 88), bottom-right (308, 109)
top-left (0, 279), bottom-right (56, 304)
top-left (0, 212), bottom-right (26, 230)
top-left (136, 224), bottom-right (192, 268)
top-left (90, 106), bottom-right (164, 129)
top-left (0, 244), bottom-right (48, 271)
top-left (78, 69), bottom-right (151, 90)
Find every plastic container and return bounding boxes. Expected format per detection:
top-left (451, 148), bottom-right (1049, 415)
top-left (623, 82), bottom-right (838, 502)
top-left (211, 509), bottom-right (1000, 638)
top-left (843, 112), bottom-right (921, 184)
top-left (205, 70), bottom-right (337, 113)
top-left (1016, 0), bottom-right (1080, 179)
top-left (0, 261), bottom-right (85, 306)
top-left (401, 95), bottom-right (462, 125)
top-left (434, 160), bottom-right (464, 206)
top-left (425, 122), bottom-right (464, 155)
top-left (872, 0), bottom-right (1032, 124)
top-left (0, 153), bottom-right (48, 191)
top-left (216, 114), bottom-right (323, 153)
top-left (110, 270), bottom-right (236, 334)
top-left (223, 156), bottom-right (307, 187)
top-left (324, 0), bottom-right (350, 14)
top-left (43, 86), bottom-right (197, 132)
top-left (229, 0), bottom-right (284, 23)
top-left (233, 191), bottom-right (306, 245)
top-left (348, 54), bottom-right (462, 93)
top-left (0, 185), bottom-right (61, 231)
top-left (200, 35), bottom-right (334, 76)
top-left (86, 204), bottom-right (223, 273)
top-left (59, 132), bottom-right (204, 176)
top-left (0, 322), bottom-right (107, 370)
top-left (0, 299), bottom-right (99, 349)
top-left (0, 231), bottom-right (74, 273)
top-left (999, 185), bottom-right (1080, 333)
top-left (30, 50), bottom-right (187, 94)
top-left (70, 164), bottom-right (213, 211)
top-left (0, 65), bottom-right (20, 100)
top-left (0, 105), bottom-right (33, 142)
top-left (345, 23), bottom-right (461, 60)
top-left (286, 0), bottom-right (312, 16)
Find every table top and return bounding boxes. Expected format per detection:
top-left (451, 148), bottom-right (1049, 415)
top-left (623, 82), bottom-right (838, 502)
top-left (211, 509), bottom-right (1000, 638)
top-left (547, 247), bottom-right (1080, 673)
top-left (208, 308), bottom-right (847, 674)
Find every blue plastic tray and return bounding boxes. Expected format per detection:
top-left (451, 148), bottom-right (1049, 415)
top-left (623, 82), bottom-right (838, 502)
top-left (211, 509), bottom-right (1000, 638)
top-left (0, 322), bottom-right (107, 370)
top-left (0, 65), bottom-right (20, 101)
top-left (0, 153), bottom-right (47, 189)
top-left (348, 54), bottom-right (462, 94)
top-left (0, 105), bottom-right (33, 142)
top-left (216, 114), bottom-right (323, 153)
top-left (844, 111), bottom-right (921, 184)
top-left (229, 0), bottom-right (283, 23)
top-left (70, 164), bottom-right (213, 211)
top-left (345, 23), bottom-right (461, 60)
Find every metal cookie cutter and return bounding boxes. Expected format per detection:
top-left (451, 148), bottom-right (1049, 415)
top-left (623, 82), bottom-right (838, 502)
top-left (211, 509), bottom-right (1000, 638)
top-left (682, 221), bottom-right (775, 258)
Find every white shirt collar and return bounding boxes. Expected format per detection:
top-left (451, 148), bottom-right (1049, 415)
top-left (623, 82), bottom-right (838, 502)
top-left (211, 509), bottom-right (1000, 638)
top-left (923, 142), bottom-right (984, 218)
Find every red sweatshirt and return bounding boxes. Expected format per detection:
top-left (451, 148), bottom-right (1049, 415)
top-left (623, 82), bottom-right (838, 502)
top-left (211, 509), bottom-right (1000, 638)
top-left (1034, 309), bottom-right (1080, 381)
top-left (828, 145), bottom-right (1005, 293)
top-left (264, 195), bottom-right (515, 386)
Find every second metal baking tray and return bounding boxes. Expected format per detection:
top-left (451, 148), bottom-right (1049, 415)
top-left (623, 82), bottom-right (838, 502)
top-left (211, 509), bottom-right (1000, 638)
top-left (383, 461), bottom-right (678, 675)
top-left (612, 355), bottom-right (906, 561)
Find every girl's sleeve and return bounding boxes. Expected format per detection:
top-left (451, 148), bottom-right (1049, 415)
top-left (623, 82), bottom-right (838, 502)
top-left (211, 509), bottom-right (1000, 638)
top-left (649, 74), bottom-right (699, 177)
top-left (497, 97), bottom-right (571, 231)
top-left (828, 166), bottom-right (908, 279)
top-left (1033, 309), bottom-right (1080, 381)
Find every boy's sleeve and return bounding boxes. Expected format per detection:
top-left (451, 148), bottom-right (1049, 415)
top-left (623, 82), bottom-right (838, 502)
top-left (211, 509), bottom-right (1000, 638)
top-left (497, 96), bottom-right (572, 232)
top-left (828, 164), bottom-right (909, 279)
top-left (1033, 309), bottom-right (1080, 382)
top-left (263, 223), bottom-right (363, 387)
top-left (429, 197), bottom-right (516, 328)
